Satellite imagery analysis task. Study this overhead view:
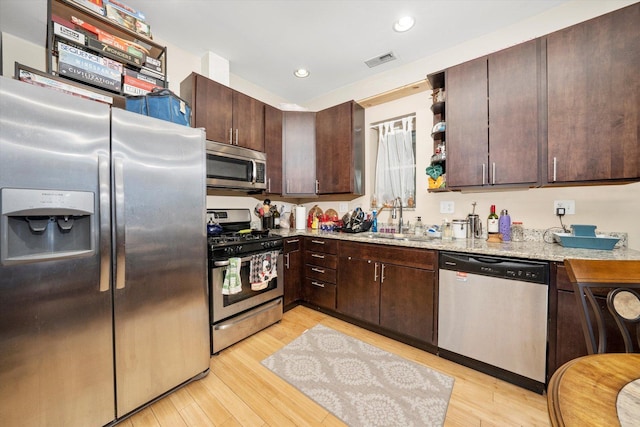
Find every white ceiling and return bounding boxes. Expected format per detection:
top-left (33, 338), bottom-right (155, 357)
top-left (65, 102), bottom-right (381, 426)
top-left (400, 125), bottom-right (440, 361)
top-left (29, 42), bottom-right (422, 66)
top-left (0, 0), bottom-right (571, 104)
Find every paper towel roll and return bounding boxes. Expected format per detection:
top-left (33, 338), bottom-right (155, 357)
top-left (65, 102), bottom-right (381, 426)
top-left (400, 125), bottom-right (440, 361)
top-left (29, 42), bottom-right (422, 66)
top-left (295, 206), bottom-right (306, 230)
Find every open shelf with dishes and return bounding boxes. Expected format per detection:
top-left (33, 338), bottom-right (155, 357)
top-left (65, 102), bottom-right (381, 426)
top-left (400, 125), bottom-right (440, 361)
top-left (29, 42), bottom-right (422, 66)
top-left (45, 0), bottom-right (167, 99)
top-left (427, 71), bottom-right (446, 192)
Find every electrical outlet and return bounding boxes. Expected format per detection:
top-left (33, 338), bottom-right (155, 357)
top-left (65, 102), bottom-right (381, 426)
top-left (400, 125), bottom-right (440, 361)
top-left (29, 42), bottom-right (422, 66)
top-left (440, 201), bottom-right (455, 214)
top-left (339, 203), bottom-right (348, 213)
top-left (553, 200), bottom-right (575, 215)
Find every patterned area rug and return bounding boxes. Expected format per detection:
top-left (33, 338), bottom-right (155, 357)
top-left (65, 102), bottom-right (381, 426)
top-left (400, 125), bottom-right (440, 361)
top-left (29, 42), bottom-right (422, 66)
top-left (261, 324), bottom-right (454, 426)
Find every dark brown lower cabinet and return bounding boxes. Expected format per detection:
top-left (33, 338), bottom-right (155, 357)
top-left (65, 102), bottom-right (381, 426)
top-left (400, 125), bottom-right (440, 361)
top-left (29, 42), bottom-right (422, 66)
top-left (337, 241), bottom-right (437, 346)
top-left (303, 237), bottom-right (338, 310)
top-left (283, 237), bottom-right (303, 309)
top-left (547, 262), bottom-right (627, 382)
top-left (337, 257), bottom-right (380, 324)
top-left (379, 264), bottom-right (435, 344)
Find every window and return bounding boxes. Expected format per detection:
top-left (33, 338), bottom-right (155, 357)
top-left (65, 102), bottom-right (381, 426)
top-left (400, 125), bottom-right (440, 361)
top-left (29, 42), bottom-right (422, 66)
top-left (372, 115), bottom-right (416, 209)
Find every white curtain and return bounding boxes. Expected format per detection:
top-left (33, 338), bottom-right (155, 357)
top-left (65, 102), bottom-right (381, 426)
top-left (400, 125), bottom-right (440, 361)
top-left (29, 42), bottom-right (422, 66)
top-left (374, 117), bottom-right (415, 207)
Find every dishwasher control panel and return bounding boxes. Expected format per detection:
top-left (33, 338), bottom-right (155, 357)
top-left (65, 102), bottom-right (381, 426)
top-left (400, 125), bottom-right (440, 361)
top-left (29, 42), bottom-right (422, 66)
top-left (440, 252), bottom-right (548, 284)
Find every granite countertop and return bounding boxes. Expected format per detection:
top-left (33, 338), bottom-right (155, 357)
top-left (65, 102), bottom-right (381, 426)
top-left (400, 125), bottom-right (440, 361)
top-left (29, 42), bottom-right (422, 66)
top-left (274, 229), bottom-right (640, 262)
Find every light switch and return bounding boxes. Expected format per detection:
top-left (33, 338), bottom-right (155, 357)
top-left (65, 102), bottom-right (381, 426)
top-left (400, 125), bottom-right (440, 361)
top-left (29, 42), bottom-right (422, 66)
top-left (440, 201), bottom-right (455, 214)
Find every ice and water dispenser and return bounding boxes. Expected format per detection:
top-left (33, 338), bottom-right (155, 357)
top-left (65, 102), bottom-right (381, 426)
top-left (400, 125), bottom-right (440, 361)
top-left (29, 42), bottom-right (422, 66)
top-left (1, 188), bottom-right (95, 264)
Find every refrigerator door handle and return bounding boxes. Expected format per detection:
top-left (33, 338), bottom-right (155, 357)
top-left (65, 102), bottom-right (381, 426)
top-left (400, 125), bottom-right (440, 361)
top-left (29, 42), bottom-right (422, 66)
top-left (114, 157), bottom-right (126, 289)
top-left (98, 154), bottom-right (111, 292)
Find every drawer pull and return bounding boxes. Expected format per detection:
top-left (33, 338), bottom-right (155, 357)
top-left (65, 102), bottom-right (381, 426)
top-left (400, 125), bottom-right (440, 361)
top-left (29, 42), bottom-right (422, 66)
top-left (311, 281), bottom-right (325, 288)
top-left (286, 238), bottom-right (300, 244)
top-left (311, 267), bottom-right (325, 274)
top-left (311, 253), bottom-right (325, 259)
top-left (311, 240), bottom-right (326, 245)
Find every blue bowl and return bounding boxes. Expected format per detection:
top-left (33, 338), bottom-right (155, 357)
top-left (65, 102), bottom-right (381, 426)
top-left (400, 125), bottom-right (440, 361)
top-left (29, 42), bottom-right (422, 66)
top-left (571, 224), bottom-right (597, 237)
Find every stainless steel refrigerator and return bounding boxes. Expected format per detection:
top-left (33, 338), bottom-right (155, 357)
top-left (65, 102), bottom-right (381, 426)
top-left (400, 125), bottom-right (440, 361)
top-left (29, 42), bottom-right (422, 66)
top-left (0, 76), bottom-right (210, 426)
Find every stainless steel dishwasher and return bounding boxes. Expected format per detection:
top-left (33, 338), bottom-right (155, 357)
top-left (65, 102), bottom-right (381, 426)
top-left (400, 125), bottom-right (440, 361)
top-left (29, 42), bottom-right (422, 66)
top-left (438, 252), bottom-right (549, 393)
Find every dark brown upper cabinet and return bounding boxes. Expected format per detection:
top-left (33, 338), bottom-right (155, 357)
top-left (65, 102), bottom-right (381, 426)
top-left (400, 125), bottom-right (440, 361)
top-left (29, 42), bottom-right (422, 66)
top-left (283, 111), bottom-right (317, 196)
top-left (180, 72), bottom-right (265, 151)
top-left (315, 101), bottom-right (365, 195)
top-left (264, 104), bottom-right (283, 195)
top-left (546, 3), bottom-right (640, 184)
top-left (446, 39), bottom-right (541, 189)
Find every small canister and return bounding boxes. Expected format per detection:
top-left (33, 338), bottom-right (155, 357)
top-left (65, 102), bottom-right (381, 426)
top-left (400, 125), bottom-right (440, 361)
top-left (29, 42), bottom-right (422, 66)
top-left (511, 221), bottom-right (524, 242)
top-left (452, 219), bottom-right (468, 239)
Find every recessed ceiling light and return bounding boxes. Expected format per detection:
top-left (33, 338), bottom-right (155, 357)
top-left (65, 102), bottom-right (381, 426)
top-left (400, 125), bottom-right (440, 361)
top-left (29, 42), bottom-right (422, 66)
top-left (393, 16), bottom-right (415, 32)
top-left (294, 68), bottom-right (310, 78)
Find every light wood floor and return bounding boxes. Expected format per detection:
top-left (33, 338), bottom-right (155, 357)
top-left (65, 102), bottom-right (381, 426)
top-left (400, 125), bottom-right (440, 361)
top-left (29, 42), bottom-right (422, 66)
top-left (118, 305), bottom-right (551, 426)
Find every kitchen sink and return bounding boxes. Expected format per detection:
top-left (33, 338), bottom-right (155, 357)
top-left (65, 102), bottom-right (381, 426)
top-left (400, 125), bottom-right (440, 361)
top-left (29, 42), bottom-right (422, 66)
top-left (364, 233), bottom-right (435, 242)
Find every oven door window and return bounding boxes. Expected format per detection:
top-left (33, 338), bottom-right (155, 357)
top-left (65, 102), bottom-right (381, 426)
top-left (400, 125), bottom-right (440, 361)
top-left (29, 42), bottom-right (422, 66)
top-left (206, 153), bottom-right (252, 182)
top-left (223, 258), bottom-right (277, 306)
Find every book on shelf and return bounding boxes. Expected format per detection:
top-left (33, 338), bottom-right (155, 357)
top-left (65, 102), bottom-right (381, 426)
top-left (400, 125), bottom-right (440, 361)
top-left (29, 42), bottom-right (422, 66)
top-left (69, 0), bottom-right (106, 16)
top-left (17, 65), bottom-right (114, 105)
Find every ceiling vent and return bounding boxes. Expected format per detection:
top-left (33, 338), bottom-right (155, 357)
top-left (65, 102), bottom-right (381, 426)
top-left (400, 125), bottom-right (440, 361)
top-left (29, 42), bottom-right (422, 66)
top-left (365, 51), bottom-right (397, 68)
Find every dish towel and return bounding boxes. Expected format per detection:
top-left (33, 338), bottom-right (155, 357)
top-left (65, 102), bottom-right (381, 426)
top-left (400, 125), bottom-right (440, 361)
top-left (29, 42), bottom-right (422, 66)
top-left (222, 257), bottom-right (242, 295)
top-left (249, 250), bottom-right (279, 291)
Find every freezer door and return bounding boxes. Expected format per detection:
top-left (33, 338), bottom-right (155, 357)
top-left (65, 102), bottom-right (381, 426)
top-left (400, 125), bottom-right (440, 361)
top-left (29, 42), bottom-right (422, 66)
top-left (111, 108), bottom-right (209, 417)
top-left (0, 77), bottom-right (115, 426)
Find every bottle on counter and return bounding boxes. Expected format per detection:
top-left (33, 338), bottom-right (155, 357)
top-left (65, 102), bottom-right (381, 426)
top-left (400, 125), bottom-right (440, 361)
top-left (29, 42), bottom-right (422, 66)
top-left (414, 216), bottom-right (424, 236)
top-left (487, 205), bottom-right (499, 234)
top-left (273, 208), bottom-right (280, 229)
top-left (499, 209), bottom-right (511, 241)
top-left (441, 219), bottom-right (452, 241)
top-left (372, 209), bottom-right (378, 232)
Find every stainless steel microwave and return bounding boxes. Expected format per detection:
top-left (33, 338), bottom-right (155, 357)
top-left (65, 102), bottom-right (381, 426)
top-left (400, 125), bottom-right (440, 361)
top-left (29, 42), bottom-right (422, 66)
top-left (205, 140), bottom-right (267, 191)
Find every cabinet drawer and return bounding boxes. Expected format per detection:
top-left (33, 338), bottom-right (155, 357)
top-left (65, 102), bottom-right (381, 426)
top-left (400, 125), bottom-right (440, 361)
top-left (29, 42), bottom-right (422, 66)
top-left (304, 278), bottom-right (336, 310)
top-left (305, 264), bottom-right (337, 283)
top-left (340, 241), bottom-right (436, 270)
top-left (283, 237), bottom-right (301, 252)
top-left (304, 251), bottom-right (337, 269)
top-left (305, 237), bottom-right (338, 254)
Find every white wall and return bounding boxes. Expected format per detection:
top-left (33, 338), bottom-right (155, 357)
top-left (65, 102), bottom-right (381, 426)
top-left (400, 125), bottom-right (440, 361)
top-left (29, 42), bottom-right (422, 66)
top-left (2, 0), bottom-right (638, 247)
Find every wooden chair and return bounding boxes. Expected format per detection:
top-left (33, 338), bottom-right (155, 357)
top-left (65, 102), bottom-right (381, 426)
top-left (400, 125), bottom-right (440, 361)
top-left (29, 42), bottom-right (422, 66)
top-left (564, 259), bottom-right (640, 354)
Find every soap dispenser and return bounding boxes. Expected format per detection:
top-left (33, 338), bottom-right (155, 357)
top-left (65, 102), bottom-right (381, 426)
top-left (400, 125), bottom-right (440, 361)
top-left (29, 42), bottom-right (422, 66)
top-left (414, 216), bottom-right (424, 236)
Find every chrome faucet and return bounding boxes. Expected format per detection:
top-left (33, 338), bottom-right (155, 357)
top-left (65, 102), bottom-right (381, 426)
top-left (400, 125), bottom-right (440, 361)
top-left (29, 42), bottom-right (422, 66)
top-left (391, 197), bottom-right (403, 233)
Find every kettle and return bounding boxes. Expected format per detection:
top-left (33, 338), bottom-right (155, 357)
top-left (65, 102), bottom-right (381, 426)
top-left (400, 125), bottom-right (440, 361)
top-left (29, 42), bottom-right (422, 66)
top-left (467, 214), bottom-right (482, 238)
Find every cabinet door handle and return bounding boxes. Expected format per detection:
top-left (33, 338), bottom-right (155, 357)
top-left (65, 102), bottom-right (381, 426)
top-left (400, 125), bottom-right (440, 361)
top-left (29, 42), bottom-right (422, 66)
top-left (553, 157), bottom-right (557, 182)
top-left (315, 179), bottom-right (319, 194)
top-left (492, 162), bottom-right (496, 185)
top-left (311, 240), bottom-right (325, 245)
top-left (268, 178), bottom-right (271, 193)
top-left (235, 128), bottom-right (239, 145)
top-left (285, 253), bottom-right (290, 269)
top-left (311, 267), bottom-right (325, 274)
top-left (482, 163), bottom-right (486, 186)
top-left (311, 281), bottom-right (325, 288)
top-left (311, 253), bottom-right (325, 259)
top-left (229, 128), bottom-right (233, 144)
top-left (381, 263), bottom-right (386, 284)
top-left (374, 262), bottom-right (379, 282)
top-left (285, 238), bottom-right (300, 244)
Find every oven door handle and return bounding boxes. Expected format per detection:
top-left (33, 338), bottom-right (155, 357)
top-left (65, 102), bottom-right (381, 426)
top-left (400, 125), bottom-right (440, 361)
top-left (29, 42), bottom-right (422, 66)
top-left (214, 255), bottom-right (253, 267)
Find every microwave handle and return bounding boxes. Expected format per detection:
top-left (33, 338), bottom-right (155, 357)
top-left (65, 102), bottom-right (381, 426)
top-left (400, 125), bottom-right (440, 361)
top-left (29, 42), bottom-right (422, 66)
top-left (251, 160), bottom-right (257, 183)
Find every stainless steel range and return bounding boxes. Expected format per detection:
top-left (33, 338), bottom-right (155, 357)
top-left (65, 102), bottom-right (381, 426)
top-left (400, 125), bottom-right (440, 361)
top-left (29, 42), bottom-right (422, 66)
top-left (207, 209), bottom-right (283, 354)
